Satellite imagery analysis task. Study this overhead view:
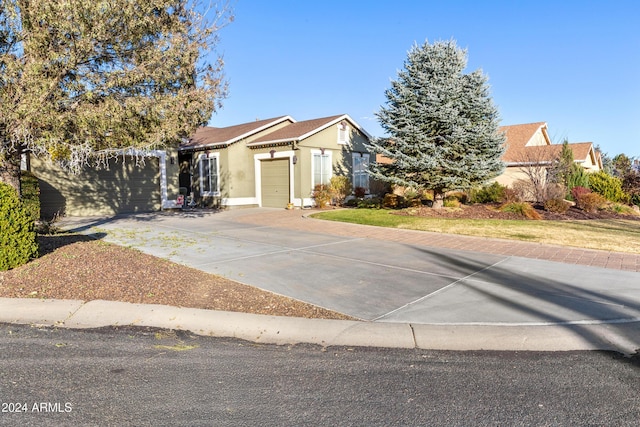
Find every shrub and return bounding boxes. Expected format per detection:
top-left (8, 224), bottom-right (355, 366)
top-left (329, 176), bottom-right (351, 206)
top-left (469, 182), bottom-right (505, 203)
top-left (357, 198), bottom-right (382, 209)
top-left (588, 171), bottom-right (629, 203)
top-left (571, 186), bottom-right (591, 201)
top-left (575, 192), bottom-right (606, 213)
top-left (607, 203), bottom-right (639, 216)
top-left (448, 191), bottom-right (468, 204)
top-left (312, 184), bottom-right (332, 208)
top-left (21, 170), bottom-right (41, 222)
top-left (382, 193), bottom-right (402, 209)
top-left (354, 186), bottom-right (367, 199)
top-left (443, 197), bottom-right (461, 208)
top-left (499, 202), bottom-right (542, 220)
top-left (565, 163), bottom-right (590, 190)
top-left (511, 180), bottom-right (535, 202)
top-left (502, 187), bottom-right (520, 203)
top-left (0, 182), bottom-right (39, 270)
top-left (543, 183), bottom-right (567, 202)
top-left (543, 198), bottom-right (570, 213)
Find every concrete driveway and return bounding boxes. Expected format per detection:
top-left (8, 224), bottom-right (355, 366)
top-left (59, 208), bottom-right (640, 349)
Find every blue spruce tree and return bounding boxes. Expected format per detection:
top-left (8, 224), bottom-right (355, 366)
top-left (369, 40), bottom-right (505, 208)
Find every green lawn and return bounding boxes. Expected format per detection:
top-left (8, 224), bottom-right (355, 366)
top-left (311, 209), bottom-right (640, 254)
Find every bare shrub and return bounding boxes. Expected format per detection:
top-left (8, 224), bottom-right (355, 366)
top-left (511, 179), bottom-right (535, 202)
top-left (576, 192), bottom-right (606, 213)
top-left (499, 202), bottom-right (542, 220)
top-left (544, 198), bottom-right (570, 213)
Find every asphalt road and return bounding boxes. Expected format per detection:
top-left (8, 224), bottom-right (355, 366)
top-left (1, 324), bottom-right (638, 427)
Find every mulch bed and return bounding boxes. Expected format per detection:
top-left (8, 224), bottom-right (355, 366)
top-left (394, 203), bottom-right (640, 221)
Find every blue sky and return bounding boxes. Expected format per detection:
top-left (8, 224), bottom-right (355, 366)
top-left (209, 0), bottom-right (639, 157)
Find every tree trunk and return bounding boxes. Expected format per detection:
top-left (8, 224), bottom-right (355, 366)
top-left (432, 190), bottom-right (444, 209)
top-left (0, 147), bottom-right (23, 197)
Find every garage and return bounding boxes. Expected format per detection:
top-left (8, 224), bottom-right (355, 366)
top-left (260, 158), bottom-right (290, 208)
top-left (32, 155), bottom-right (161, 218)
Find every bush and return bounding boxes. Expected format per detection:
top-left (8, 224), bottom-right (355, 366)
top-left (443, 197), bottom-right (461, 208)
top-left (502, 187), bottom-right (520, 203)
top-left (382, 193), bottom-right (403, 209)
top-left (575, 192), bottom-right (606, 213)
top-left (566, 163), bottom-right (590, 190)
top-left (607, 203), bottom-right (639, 216)
top-left (543, 198), bottom-right (570, 213)
top-left (588, 171), bottom-right (629, 203)
top-left (447, 191), bottom-right (468, 204)
top-left (354, 186), bottom-right (367, 199)
top-left (469, 182), bottom-right (505, 203)
top-left (499, 202), bottom-right (542, 220)
top-left (511, 180), bottom-right (535, 202)
top-left (571, 186), bottom-right (591, 201)
top-left (543, 183), bottom-right (567, 202)
top-left (329, 176), bottom-right (351, 206)
top-left (21, 170), bottom-right (41, 221)
top-left (0, 182), bottom-right (39, 270)
top-left (357, 198), bottom-right (382, 209)
top-left (312, 184), bottom-right (332, 208)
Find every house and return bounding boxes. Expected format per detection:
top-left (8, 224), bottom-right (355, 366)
top-left (31, 113), bottom-right (372, 217)
top-left (494, 122), bottom-right (602, 188)
top-left (178, 114), bottom-right (372, 208)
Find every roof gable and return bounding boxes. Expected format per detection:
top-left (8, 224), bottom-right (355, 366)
top-left (248, 114), bottom-right (372, 146)
top-left (499, 122), bottom-right (550, 163)
top-left (181, 116), bottom-right (294, 150)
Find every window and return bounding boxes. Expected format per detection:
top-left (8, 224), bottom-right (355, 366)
top-left (352, 153), bottom-right (370, 192)
top-left (312, 150), bottom-right (332, 188)
top-left (338, 122), bottom-right (348, 145)
top-left (199, 153), bottom-right (220, 196)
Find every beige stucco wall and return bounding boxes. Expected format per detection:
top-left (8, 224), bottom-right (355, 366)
top-left (493, 166), bottom-right (533, 188)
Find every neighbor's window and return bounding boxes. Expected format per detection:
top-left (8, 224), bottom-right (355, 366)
top-left (352, 152), bottom-right (370, 192)
top-left (312, 150), bottom-right (332, 188)
top-left (199, 153), bottom-right (220, 196)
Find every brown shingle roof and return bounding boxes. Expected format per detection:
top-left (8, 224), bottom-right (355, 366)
top-left (249, 115), bottom-right (345, 145)
top-left (181, 116), bottom-right (292, 149)
top-left (499, 122), bottom-right (548, 163)
top-left (568, 142), bottom-right (595, 162)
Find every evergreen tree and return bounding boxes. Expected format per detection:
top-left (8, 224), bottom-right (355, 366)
top-left (368, 40), bottom-right (505, 208)
top-left (0, 0), bottom-right (231, 195)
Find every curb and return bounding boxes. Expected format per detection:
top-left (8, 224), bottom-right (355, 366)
top-left (2, 298), bottom-right (638, 355)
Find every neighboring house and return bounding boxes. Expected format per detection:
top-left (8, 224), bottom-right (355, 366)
top-left (494, 122), bottom-right (603, 188)
top-left (178, 114), bottom-right (372, 208)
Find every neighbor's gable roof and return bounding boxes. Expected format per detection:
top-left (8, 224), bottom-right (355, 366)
top-left (499, 122), bottom-right (550, 163)
top-left (180, 116), bottom-right (294, 150)
top-left (500, 122), bottom-right (601, 168)
top-left (568, 142), bottom-right (603, 168)
top-left (247, 114), bottom-right (372, 146)
top-left (568, 142), bottom-right (596, 162)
